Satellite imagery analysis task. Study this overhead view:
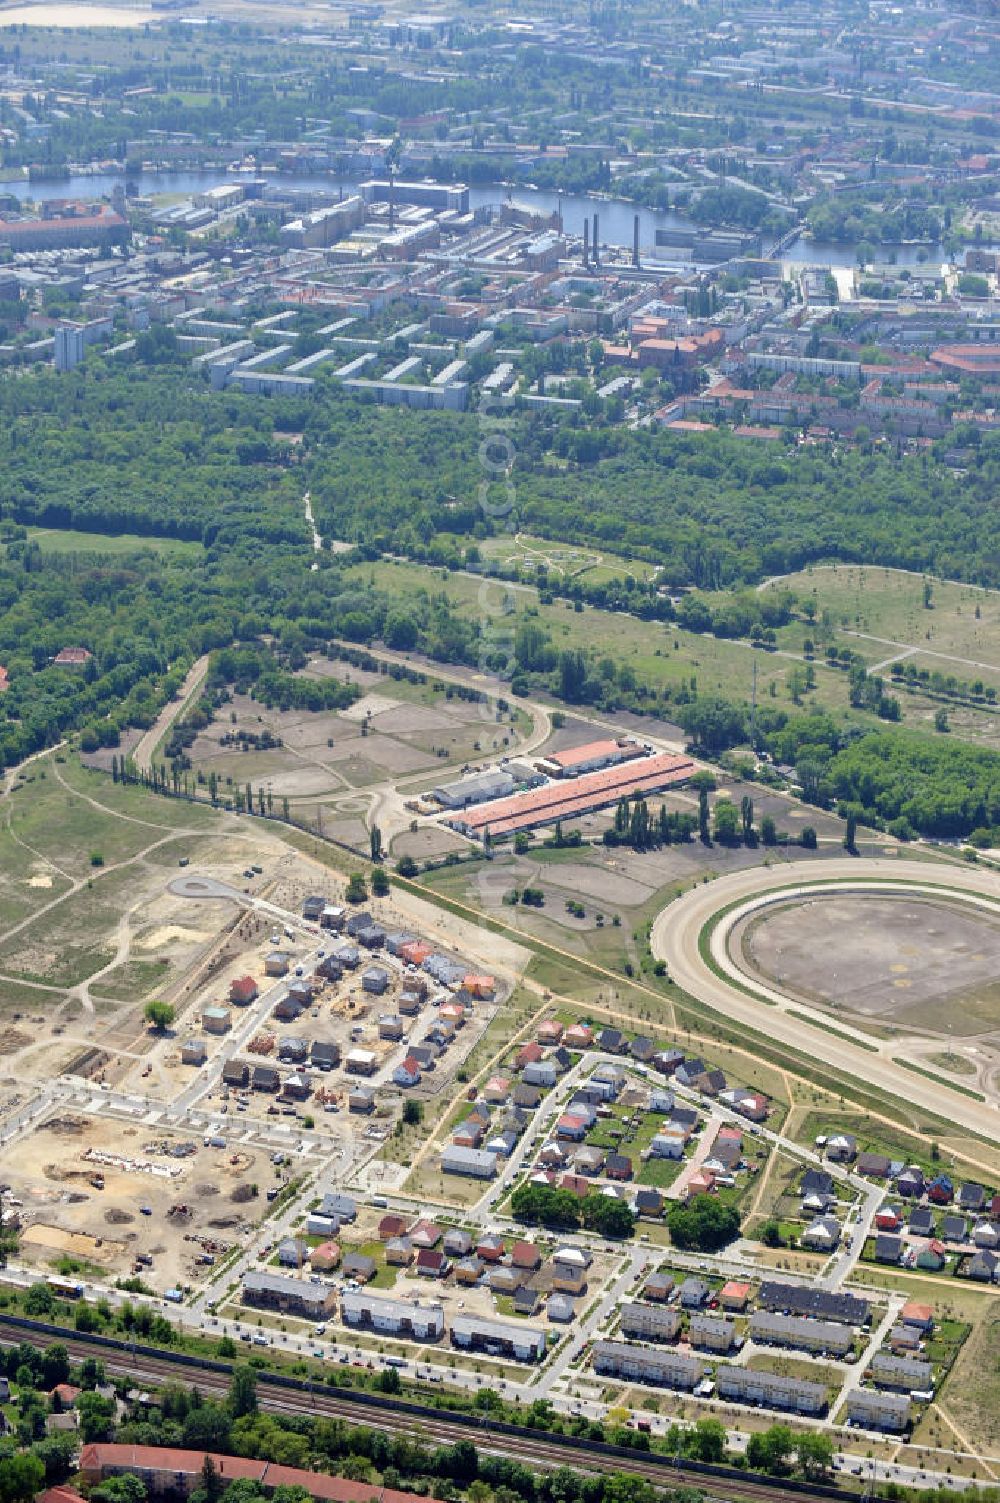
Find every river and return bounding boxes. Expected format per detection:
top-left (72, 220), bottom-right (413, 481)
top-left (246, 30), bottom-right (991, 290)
top-left (0, 165), bottom-right (956, 269)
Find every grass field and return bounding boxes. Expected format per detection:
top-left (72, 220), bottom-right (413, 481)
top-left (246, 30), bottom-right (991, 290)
top-left (24, 526), bottom-right (203, 558)
top-left (350, 558), bottom-right (1000, 752)
top-left (761, 564), bottom-right (1000, 666)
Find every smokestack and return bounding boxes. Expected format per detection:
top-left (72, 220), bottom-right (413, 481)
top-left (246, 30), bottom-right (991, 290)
top-left (583, 218), bottom-right (589, 269)
top-left (633, 213), bottom-right (640, 270)
top-left (389, 170), bottom-right (395, 230)
top-left (592, 213), bottom-right (599, 267)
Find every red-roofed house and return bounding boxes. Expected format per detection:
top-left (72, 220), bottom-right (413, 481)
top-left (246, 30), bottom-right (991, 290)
top-left (516, 1042), bottom-right (544, 1070)
top-left (511, 1239), bottom-right (541, 1269)
top-left (229, 975), bottom-right (259, 1006)
top-left (537, 1019), bottom-right (564, 1045)
top-left (54, 646), bottom-right (92, 667)
top-left (687, 1169), bottom-right (716, 1199)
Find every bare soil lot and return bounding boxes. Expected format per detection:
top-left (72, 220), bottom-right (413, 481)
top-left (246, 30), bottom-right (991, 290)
top-left (741, 894), bottom-right (1000, 1035)
top-left (0, 1112), bottom-right (273, 1293)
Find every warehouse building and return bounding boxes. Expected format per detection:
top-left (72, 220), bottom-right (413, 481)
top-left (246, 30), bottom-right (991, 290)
top-left (446, 751), bottom-right (696, 840)
top-left (442, 1145), bottom-right (497, 1179)
top-left (433, 769), bottom-right (516, 810)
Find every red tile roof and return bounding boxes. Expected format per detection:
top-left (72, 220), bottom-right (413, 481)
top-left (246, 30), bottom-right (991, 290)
top-left (80, 1446), bottom-right (444, 1503)
top-left (451, 752), bottom-right (696, 837)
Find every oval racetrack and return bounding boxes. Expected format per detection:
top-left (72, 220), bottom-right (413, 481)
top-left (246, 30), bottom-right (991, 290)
top-left (650, 855), bottom-right (1000, 1143)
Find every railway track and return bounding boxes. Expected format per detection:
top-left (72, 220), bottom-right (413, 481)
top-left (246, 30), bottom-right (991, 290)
top-left (0, 1320), bottom-right (845, 1503)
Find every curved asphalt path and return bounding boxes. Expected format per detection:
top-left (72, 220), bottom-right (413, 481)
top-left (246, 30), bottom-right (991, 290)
top-left (650, 856), bottom-right (1000, 1144)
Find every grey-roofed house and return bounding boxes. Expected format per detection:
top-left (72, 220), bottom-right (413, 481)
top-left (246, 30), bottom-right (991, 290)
top-left (688, 1314), bottom-right (735, 1353)
top-left (846, 1389), bottom-right (911, 1433)
top-left (319, 1193), bottom-right (356, 1221)
top-left (592, 1341), bottom-right (704, 1390)
top-left (442, 1145), bottom-right (497, 1179)
top-left (717, 1366), bottom-right (827, 1416)
top-left (451, 1315), bottom-right (546, 1362)
top-left (242, 1271), bottom-right (336, 1319)
top-left (620, 1303), bottom-right (681, 1342)
top-left (341, 1251), bottom-right (377, 1282)
top-left (870, 1353), bottom-right (933, 1393)
top-left (749, 1312), bottom-right (853, 1357)
top-left (311, 1040), bottom-right (340, 1070)
top-left (547, 1293), bottom-right (575, 1322)
top-left (678, 1277), bottom-right (709, 1308)
top-left (758, 1281), bottom-right (869, 1325)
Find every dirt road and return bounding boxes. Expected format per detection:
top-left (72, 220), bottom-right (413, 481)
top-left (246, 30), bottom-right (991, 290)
top-left (133, 654), bottom-right (210, 774)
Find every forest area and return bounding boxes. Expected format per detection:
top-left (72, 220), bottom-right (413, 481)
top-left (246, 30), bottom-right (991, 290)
top-left (2, 365), bottom-right (1000, 846)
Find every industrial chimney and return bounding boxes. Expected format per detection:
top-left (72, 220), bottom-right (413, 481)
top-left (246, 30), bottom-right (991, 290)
top-left (583, 218), bottom-right (590, 269)
top-left (592, 212), bottom-right (599, 267)
top-left (633, 214), bottom-right (640, 269)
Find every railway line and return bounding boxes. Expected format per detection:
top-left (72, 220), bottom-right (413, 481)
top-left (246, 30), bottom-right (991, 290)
top-left (0, 1319), bottom-right (850, 1503)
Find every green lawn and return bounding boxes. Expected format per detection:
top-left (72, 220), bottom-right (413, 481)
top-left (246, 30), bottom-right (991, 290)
top-left (24, 526), bottom-right (203, 558)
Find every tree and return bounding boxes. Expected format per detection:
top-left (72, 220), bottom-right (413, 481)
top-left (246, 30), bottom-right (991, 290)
top-left (228, 1363), bottom-right (258, 1419)
top-left (678, 697), bottom-right (748, 753)
top-left (581, 1194), bottom-right (635, 1239)
top-left (395, 855), bottom-right (418, 878)
top-left (760, 814), bottom-right (777, 846)
top-left (690, 1416), bottom-right (727, 1463)
top-left (370, 825), bottom-right (383, 862)
top-left (345, 873), bottom-right (368, 904)
top-left (90, 1455), bottom-right (149, 1501)
top-left (192, 1455), bottom-right (223, 1503)
top-left (0, 1454), bottom-right (45, 1503)
top-left (666, 1197), bottom-right (740, 1252)
top-left (843, 809), bottom-right (858, 852)
top-left (799, 825), bottom-right (817, 849)
top-left (402, 1099), bottom-right (423, 1126)
top-left (371, 867), bottom-right (389, 897)
top-left (40, 1343), bottom-right (70, 1388)
top-left (697, 786), bottom-right (710, 844)
top-left (796, 1432), bottom-right (834, 1481)
top-left (746, 1424), bottom-right (794, 1475)
top-left (24, 1283), bottom-right (54, 1316)
top-left (144, 999), bottom-right (175, 1032)
top-left (934, 707), bottom-right (949, 733)
top-left (712, 798), bottom-right (740, 844)
top-left (740, 794), bottom-right (754, 843)
top-left (76, 1390), bottom-right (116, 1443)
